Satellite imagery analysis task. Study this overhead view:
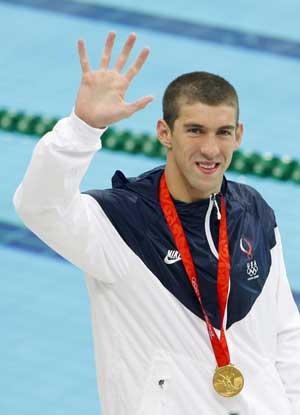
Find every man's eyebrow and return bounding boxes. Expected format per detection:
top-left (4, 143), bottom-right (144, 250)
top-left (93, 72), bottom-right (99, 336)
top-left (183, 123), bottom-right (236, 130)
top-left (217, 125), bottom-right (236, 130)
top-left (183, 123), bottom-right (206, 128)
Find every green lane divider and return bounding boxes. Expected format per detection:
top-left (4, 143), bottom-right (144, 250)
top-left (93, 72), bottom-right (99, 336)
top-left (1, 108), bottom-right (300, 184)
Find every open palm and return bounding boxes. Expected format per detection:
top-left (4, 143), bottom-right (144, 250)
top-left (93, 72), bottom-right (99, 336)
top-left (75, 32), bottom-right (154, 128)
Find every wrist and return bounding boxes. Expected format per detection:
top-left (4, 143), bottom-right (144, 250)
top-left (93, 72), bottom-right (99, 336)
top-left (72, 109), bottom-right (107, 133)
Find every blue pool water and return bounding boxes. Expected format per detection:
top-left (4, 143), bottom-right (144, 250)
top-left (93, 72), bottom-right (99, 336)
top-left (1, 1), bottom-right (300, 414)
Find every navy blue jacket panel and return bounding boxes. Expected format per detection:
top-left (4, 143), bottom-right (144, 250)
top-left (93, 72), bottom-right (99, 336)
top-left (84, 166), bottom-right (276, 329)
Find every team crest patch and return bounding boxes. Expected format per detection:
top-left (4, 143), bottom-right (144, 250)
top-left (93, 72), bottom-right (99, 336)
top-left (240, 238), bottom-right (260, 281)
top-left (246, 260), bottom-right (259, 280)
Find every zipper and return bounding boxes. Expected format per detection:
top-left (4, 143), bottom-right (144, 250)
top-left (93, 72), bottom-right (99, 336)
top-left (204, 194), bottom-right (221, 260)
top-left (212, 193), bottom-right (221, 220)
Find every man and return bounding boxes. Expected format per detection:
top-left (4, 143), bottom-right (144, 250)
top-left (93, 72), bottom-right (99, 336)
top-left (14, 32), bottom-right (300, 414)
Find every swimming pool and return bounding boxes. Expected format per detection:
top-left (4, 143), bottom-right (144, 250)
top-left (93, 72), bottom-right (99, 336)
top-left (1, 1), bottom-right (300, 414)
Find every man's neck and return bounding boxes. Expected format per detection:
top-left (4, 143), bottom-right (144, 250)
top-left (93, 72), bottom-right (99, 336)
top-left (164, 163), bottom-right (220, 203)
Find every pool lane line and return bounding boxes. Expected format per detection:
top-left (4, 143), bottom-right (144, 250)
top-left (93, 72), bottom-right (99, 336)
top-left (1, 0), bottom-right (300, 60)
top-left (0, 220), bottom-right (65, 262)
top-left (1, 220), bottom-right (300, 308)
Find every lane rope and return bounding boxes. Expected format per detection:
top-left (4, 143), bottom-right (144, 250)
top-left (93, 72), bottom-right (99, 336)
top-left (1, 108), bottom-right (300, 183)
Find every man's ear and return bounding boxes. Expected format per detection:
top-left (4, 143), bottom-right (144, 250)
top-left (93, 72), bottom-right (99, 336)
top-left (234, 122), bottom-right (244, 149)
top-left (156, 119), bottom-right (173, 149)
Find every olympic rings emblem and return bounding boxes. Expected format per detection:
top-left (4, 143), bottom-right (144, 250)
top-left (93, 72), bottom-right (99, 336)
top-left (246, 260), bottom-right (259, 277)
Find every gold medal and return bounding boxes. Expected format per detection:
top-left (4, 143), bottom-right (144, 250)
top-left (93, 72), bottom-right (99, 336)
top-left (213, 364), bottom-right (244, 397)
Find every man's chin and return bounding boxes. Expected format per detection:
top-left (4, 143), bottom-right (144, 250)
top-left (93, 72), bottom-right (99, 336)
top-left (189, 176), bottom-right (223, 198)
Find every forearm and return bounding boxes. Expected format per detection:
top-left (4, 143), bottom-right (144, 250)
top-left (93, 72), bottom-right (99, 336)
top-left (13, 111), bottom-right (104, 217)
top-left (13, 32), bottom-right (151, 281)
top-left (12, 112), bottom-right (121, 280)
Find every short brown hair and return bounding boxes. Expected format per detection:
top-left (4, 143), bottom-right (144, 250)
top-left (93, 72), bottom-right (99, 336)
top-left (163, 71), bottom-right (239, 129)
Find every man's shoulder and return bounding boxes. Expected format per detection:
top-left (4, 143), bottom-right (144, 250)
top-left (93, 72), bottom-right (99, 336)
top-left (82, 166), bottom-right (165, 228)
top-left (83, 165), bottom-right (164, 206)
top-left (226, 179), bottom-right (276, 223)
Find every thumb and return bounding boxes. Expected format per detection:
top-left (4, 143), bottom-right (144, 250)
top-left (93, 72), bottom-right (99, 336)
top-left (125, 95), bottom-right (154, 116)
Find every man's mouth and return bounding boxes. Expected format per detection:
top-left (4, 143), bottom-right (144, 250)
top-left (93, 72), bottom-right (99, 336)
top-left (195, 161), bottom-right (220, 174)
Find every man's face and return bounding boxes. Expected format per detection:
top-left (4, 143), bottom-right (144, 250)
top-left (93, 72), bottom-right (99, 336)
top-left (157, 101), bottom-right (243, 201)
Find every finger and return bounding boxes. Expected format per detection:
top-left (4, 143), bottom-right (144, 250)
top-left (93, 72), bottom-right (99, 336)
top-left (125, 95), bottom-right (154, 116)
top-left (77, 39), bottom-right (91, 74)
top-left (125, 48), bottom-right (150, 82)
top-left (100, 32), bottom-right (116, 69)
top-left (114, 33), bottom-right (137, 72)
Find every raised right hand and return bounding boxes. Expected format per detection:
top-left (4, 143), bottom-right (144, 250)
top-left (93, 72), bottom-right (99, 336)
top-left (75, 32), bottom-right (154, 128)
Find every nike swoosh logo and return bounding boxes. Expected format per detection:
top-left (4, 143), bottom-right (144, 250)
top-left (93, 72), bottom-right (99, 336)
top-left (164, 255), bottom-right (182, 265)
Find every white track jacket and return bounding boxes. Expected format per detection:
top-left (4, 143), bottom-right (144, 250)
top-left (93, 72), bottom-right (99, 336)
top-left (13, 112), bottom-right (300, 415)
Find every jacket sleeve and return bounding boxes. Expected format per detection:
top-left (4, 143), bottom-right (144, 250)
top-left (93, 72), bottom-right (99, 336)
top-left (13, 111), bottom-right (129, 283)
top-left (274, 227), bottom-right (300, 413)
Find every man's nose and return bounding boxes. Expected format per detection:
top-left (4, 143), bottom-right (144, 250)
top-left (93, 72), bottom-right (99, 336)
top-left (200, 134), bottom-right (219, 159)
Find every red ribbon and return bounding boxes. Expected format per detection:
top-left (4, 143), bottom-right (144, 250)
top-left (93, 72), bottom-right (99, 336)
top-left (159, 172), bottom-right (231, 367)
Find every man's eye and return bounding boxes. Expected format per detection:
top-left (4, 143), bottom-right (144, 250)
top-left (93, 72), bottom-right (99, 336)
top-left (218, 130), bottom-right (232, 136)
top-left (187, 128), bottom-right (201, 134)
